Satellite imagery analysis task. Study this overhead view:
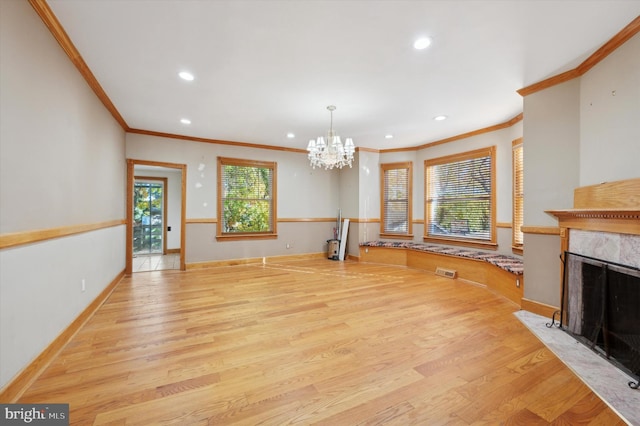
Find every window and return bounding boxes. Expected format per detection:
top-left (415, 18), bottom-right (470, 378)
top-left (217, 157), bottom-right (277, 240)
top-left (512, 138), bottom-right (524, 251)
top-left (424, 146), bottom-right (496, 248)
top-left (380, 162), bottom-right (413, 237)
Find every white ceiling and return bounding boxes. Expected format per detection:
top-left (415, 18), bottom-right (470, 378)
top-left (47, 0), bottom-right (640, 151)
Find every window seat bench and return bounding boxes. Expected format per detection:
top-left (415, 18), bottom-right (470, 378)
top-left (359, 241), bottom-right (524, 306)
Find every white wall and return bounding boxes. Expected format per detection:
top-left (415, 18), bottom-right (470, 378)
top-left (356, 151), bottom-right (381, 222)
top-left (0, 1), bottom-right (126, 389)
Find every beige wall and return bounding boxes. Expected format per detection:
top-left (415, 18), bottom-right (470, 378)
top-left (0, 1), bottom-right (126, 389)
top-left (185, 222), bottom-right (333, 264)
top-left (126, 133), bottom-right (341, 219)
top-left (126, 133), bottom-right (342, 263)
top-left (521, 80), bottom-right (580, 306)
top-left (579, 34), bottom-right (640, 186)
top-left (521, 33), bottom-right (640, 307)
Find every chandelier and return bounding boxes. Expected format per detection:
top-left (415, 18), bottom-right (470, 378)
top-left (307, 105), bottom-right (356, 170)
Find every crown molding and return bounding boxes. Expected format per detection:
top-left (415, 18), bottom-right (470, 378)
top-left (29, 0), bottom-right (129, 130)
top-left (382, 113), bottom-right (523, 154)
top-left (127, 128), bottom-right (307, 153)
top-left (518, 15), bottom-right (640, 97)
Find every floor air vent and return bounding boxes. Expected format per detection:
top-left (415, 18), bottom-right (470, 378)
top-left (435, 267), bottom-right (457, 279)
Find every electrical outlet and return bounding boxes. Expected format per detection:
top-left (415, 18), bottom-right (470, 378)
top-left (286, 243), bottom-right (292, 249)
top-left (81, 279), bottom-right (86, 292)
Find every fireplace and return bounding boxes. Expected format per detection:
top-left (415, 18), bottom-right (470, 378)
top-left (562, 251), bottom-right (640, 388)
top-left (546, 178), bottom-right (640, 390)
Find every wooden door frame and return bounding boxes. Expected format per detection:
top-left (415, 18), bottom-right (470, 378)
top-left (127, 159), bottom-right (187, 274)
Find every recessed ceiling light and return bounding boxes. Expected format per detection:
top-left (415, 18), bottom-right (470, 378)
top-left (385, 134), bottom-right (394, 139)
top-left (180, 118), bottom-right (191, 125)
top-left (179, 71), bottom-right (194, 81)
top-left (433, 115), bottom-right (448, 121)
top-left (413, 37), bottom-right (432, 50)
top-left (286, 133), bottom-right (295, 138)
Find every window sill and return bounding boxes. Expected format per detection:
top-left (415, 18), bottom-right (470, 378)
top-left (423, 236), bottom-right (498, 251)
top-left (512, 245), bottom-right (523, 255)
top-left (216, 233), bottom-right (278, 242)
top-left (379, 233), bottom-right (414, 240)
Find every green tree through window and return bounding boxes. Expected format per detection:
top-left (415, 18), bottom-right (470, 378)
top-left (425, 146), bottom-right (496, 247)
top-left (217, 157), bottom-right (277, 239)
top-left (133, 180), bottom-right (164, 253)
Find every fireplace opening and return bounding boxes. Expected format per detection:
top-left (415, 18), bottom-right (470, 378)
top-left (561, 251), bottom-right (640, 388)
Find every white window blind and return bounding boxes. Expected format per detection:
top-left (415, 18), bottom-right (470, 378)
top-left (381, 162), bottom-right (412, 234)
top-left (513, 140), bottom-right (524, 246)
top-left (425, 147), bottom-right (495, 243)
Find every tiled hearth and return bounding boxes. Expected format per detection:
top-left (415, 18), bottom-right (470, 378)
top-left (516, 310), bottom-right (640, 426)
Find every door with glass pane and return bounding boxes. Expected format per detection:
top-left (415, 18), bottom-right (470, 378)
top-left (133, 180), bottom-right (165, 254)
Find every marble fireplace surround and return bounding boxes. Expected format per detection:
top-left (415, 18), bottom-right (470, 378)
top-left (569, 229), bottom-right (640, 269)
top-left (546, 178), bottom-right (640, 333)
top-left (547, 178), bottom-right (640, 274)
top-left (540, 179), bottom-right (640, 424)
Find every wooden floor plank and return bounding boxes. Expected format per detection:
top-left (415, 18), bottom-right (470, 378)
top-left (15, 259), bottom-right (625, 425)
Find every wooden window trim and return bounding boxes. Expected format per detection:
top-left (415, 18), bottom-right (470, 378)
top-left (424, 146), bottom-right (496, 248)
top-left (380, 162), bottom-right (413, 237)
top-left (512, 138), bottom-right (524, 252)
top-left (216, 157), bottom-right (277, 240)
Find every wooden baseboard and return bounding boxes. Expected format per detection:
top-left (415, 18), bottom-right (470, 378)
top-left (186, 252), bottom-right (327, 269)
top-left (0, 269), bottom-right (125, 402)
top-left (166, 248), bottom-right (181, 254)
top-left (520, 298), bottom-right (559, 318)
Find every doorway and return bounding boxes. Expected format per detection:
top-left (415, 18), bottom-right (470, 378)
top-left (126, 159), bottom-right (187, 275)
top-left (133, 177), bottom-right (166, 255)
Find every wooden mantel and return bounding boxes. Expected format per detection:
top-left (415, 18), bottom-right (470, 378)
top-left (546, 209), bottom-right (640, 236)
top-left (546, 178), bottom-right (640, 236)
top-left (540, 178), bottom-right (640, 317)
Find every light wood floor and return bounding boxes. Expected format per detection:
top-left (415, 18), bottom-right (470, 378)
top-left (19, 259), bottom-right (624, 425)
